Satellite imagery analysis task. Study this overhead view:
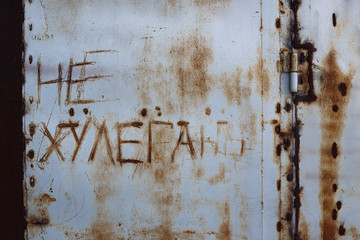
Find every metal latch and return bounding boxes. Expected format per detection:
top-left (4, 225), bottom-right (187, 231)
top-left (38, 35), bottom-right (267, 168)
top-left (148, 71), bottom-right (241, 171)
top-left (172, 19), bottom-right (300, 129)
top-left (281, 51), bottom-right (298, 94)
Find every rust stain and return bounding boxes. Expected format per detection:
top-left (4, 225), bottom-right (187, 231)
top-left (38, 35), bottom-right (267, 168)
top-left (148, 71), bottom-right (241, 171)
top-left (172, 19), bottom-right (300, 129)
top-left (170, 32), bottom-right (213, 108)
top-left (290, 2), bottom-right (320, 235)
top-left (90, 221), bottom-right (117, 240)
top-left (193, 166), bottom-right (205, 179)
top-left (275, 17), bottom-right (281, 29)
top-left (168, 0), bottom-right (177, 7)
top-left (276, 144), bottom-right (282, 156)
top-left (27, 149), bottom-right (35, 159)
top-left (238, 193), bottom-right (249, 235)
top-left (221, 68), bottom-right (251, 106)
top-left (27, 194), bottom-right (56, 226)
top-left (216, 202), bottom-right (231, 240)
top-left (349, 227), bottom-right (360, 238)
top-left (318, 49), bottom-right (354, 240)
top-left (208, 163), bottom-right (226, 185)
top-left (153, 224), bottom-right (174, 240)
top-left (140, 108), bottom-right (147, 117)
top-left (292, 0), bottom-right (317, 104)
top-left (89, 140), bottom-right (119, 239)
top-left (205, 107), bottom-right (211, 116)
top-left (27, 215), bottom-right (49, 225)
top-left (298, 215), bottom-right (310, 240)
top-left (286, 172), bottom-right (293, 182)
top-left (283, 138), bottom-right (290, 151)
top-left (276, 103), bottom-right (281, 114)
top-left (285, 212), bottom-right (292, 222)
top-left (69, 107), bottom-right (74, 116)
top-left (150, 121), bottom-right (181, 240)
top-left (254, 56), bottom-right (270, 99)
top-left (90, 140), bottom-right (117, 200)
top-left (276, 221), bottom-right (282, 232)
top-left (29, 123), bottom-right (36, 136)
top-left (193, 0), bottom-right (231, 7)
top-left (135, 38), bottom-right (154, 107)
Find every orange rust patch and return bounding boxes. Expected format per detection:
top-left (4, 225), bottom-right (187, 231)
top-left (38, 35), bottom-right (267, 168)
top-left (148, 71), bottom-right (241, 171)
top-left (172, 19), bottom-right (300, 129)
top-left (276, 103), bottom-right (281, 114)
top-left (253, 56), bottom-right (270, 99)
top-left (238, 111), bottom-right (258, 145)
top-left (208, 164), bottom-right (226, 185)
top-left (27, 194), bottom-right (56, 226)
top-left (217, 202), bottom-right (231, 240)
top-left (27, 215), bottom-right (49, 225)
top-left (153, 224), bottom-right (174, 239)
top-left (27, 149), bottom-right (35, 159)
top-left (168, 0), bottom-right (176, 7)
top-left (205, 107), bottom-right (211, 115)
top-left (299, 216), bottom-right (310, 240)
top-left (150, 123), bottom-right (182, 240)
top-left (90, 220), bottom-right (116, 240)
top-left (349, 227), bottom-right (360, 239)
top-left (37, 194), bottom-right (56, 204)
top-left (193, 0), bottom-right (231, 7)
top-left (297, 52), bottom-right (310, 94)
top-left (275, 17), bottom-right (281, 29)
top-left (29, 123), bottom-right (36, 136)
top-left (170, 32), bottom-right (213, 108)
top-left (155, 168), bottom-right (165, 182)
top-left (135, 38), bottom-right (154, 106)
top-left (318, 49), bottom-right (354, 239)
top-left (89, 140), bottom-right (120, 240)
top-left (221, 68), bottom-right (251, 106)
top-left (194, 167), bottom-right (204, 178)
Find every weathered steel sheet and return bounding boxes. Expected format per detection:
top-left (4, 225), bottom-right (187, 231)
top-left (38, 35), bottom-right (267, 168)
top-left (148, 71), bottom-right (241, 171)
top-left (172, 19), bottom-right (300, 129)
top-left (24, 0), bottom-right (286, 239)
top-left (292, 0), bottom-right (360, 239)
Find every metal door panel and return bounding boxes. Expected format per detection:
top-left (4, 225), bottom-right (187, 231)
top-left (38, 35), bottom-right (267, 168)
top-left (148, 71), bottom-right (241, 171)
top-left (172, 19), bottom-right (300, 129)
top-left (24, 0), bottom-right (285, 239)
top-left (294, 0), bottom-right (360, 239)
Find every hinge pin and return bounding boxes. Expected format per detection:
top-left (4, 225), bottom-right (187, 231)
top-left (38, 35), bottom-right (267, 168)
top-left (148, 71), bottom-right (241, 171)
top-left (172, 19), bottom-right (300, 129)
top-left (290, 52), bottom-right (298, 93)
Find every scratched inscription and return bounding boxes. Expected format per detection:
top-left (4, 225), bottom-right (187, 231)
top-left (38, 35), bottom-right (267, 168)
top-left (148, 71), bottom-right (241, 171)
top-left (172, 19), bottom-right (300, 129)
top-left (36, 117), bottom-right (246, 165)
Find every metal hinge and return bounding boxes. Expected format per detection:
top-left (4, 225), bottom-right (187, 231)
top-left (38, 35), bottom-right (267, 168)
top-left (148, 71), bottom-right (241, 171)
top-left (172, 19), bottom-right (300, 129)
top-left (281, 51), bottom-right (298, 94)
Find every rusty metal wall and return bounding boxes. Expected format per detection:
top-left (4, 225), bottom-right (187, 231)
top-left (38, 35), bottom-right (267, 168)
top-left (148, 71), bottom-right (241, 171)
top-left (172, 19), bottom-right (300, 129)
top-left (23, 0), bottom-right (349, 239)
top-left (293, 0), bottom-right (360, 239)
top-left (0, 1), bottom-right (25, 240)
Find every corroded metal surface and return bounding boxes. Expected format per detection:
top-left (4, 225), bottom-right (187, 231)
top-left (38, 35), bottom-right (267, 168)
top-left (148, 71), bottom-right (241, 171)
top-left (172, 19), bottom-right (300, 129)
top-left (24, 0), bottom-right (293, 239)
top-left (292, 0), bottom-right (360, 239)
